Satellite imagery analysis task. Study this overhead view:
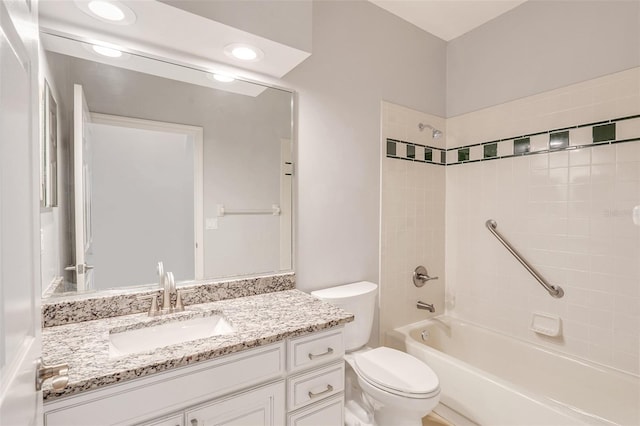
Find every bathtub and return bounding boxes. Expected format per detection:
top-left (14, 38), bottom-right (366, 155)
top-left (388, 317), bottom-right (639, 426)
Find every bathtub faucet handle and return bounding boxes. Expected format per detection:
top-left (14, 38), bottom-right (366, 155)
top-left (417, 301), bottom-right (435, 312)
top-left (413, 265), bottom-right (439, 287)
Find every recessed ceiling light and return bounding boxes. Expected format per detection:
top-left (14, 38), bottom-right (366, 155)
top-left (75, 0), bottom-right (136, 25)
top-left (88, 1), bottom-right (124, 21)
top-left (224, 43), bottom-right (264, 62)
top-left (92, 45), bottom-right (123, 58)
top-left (212, 73), bottom-right (235, 83)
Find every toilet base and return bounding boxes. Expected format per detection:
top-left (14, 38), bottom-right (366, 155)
top-left (373, 406), bottom-right (424, 426)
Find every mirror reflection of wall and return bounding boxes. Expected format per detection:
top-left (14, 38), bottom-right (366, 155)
top-left (40, 38), bottom-right (294, 297)
top-left (88, 116), bottom-right (200, 290)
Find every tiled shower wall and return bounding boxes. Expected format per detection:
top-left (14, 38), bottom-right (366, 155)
top-left (446, 68), bottom-right (640, 374)
top-left (380, 102), bottom-right (446, 343)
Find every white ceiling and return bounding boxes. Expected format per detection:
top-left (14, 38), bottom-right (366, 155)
top-left (39, 0), bottom-right (310, 79)
top-left (369, 0), bottom-right (528, 41)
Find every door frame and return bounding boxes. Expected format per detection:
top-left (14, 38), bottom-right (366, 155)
top-left (0, 0), bottom-right (42, 424)
top-left (90, 113), bottom-right (205, 279)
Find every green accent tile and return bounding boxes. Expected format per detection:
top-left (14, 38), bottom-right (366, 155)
top-left (407, 144), bottom-right (415, 159)
top-left (550, 131), bottom-right (569, 149)
top-left (424, 148), bottom-right (432, 162)
top-left (440, 151), bottom-right (446, 164)
top-left (593, 123), bottom-right (616, 143)
top-left (483, 143), bottom-right (497, 158)
top-left (514, 137), bottom-right (530, 154)
top-left (386, 140), bottom-right (396, 156)
top-left (458, 147), bottom-right (470, 162)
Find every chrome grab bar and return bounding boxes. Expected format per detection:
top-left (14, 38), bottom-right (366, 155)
top-left (485, 219), bottom-right (564, 298)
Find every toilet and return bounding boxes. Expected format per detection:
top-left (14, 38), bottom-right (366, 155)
top-left (311, 281), bottom-right (440, 426)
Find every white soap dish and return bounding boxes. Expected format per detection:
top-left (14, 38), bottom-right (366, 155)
top-left (530, 312), bottom-right (562, 337)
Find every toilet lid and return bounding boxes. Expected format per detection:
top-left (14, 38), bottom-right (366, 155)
top-left (353, 347), bottom-right (439, 395)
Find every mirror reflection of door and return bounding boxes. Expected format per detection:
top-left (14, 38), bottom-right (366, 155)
top-left (72, 104), bottom-right (203, 290)
top-left (71, 84), bottom-right (94, 291)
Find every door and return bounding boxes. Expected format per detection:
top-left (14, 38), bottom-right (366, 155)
top-left (71, 84), bottom-right (94, 291)
top-left (0, 0), bottom-right (42, 425)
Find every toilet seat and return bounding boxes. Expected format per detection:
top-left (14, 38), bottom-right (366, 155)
top-left (353, 347), bottom-right (440, 399)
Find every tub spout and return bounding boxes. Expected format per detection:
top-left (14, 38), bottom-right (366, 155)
top-left (417, 301), bottom-right (435, 312)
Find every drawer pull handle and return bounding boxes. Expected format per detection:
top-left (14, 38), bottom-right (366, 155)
top-left (190, 419), bottom-right (198, 426)
top-left (308, 384), bottom-right (334, 399)
top-left (308, 347), bottom-right (334, 360)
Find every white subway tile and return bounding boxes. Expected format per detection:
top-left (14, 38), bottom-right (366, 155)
top-left (569, 147), bottom-right (591, 166)
top-left (469, 145), bottom-right (482, 161)
top-left (616, 117), bottom-right (640, 140)
top-left (588, 325), bottom-right (614, 347)
top-left (567, 201), bottom-right (590, 219)
top-left (616, 162), bottom-right (640, 181)
top-left (529, 153), bottom-right (549, 169)
top-left (549, 151), bottom-right (569, 168)
top-left (395, 142), bottom-right (406, 158)
top-left (530, 134), bottom-right (549, 152)
top-left (568, 165), bottom-right (590, 184)
top-left (446, 150), bottom-right (457, 164)
top-left (591, 144), bottom-right (616, 164)
top-left (498, 139), bottom-right (513, 157)
top-left (569, 126), bottom-right (592, 146)
top-left (590, 164), bottom-right (616, 184)
top-left (616, 141), bottom-right (640, 162)
top-left (588, 343), bottom-right (613, 365)
top-left (613, 330), bottom-right (639, 355)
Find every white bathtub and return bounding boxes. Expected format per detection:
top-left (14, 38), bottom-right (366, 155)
top-left (388, 317), bottom-right (639, 426)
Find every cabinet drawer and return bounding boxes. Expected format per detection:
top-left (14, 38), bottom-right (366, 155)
top-left (287, 394), bottom-right (344, 426)
top-left (287, 328), bottom-right (344, 373)
top-left (44, 343), bottom-right (285, 426)
top-left (287, 362), bottom-right (344, 411)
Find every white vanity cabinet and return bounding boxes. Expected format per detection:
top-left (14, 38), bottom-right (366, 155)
top-left (44, 343), bottom-right (286, 426)
top-left (43, 327), bottom-right (346, 426)
top-left (285, 328), bottom-right (346, 426)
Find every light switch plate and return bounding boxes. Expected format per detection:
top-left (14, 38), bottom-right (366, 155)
top-left (206, 218), bottom-right (218, 230)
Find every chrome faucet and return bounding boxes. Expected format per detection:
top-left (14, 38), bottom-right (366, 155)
top-left (160, 271), bottom-right (175, 314)
top-left (417, 301), bottom-right (435, 312)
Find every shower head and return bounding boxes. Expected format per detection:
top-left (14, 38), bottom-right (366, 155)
top-left (418, 123), bottom-right (443, 139)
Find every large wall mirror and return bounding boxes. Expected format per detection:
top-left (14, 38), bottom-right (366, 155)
top-left (40, 32), bottom-right (294, 297)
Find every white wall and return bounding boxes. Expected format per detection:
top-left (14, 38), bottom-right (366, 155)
top-left (447, 0), bottom-right (640, 116)
top-left (282, 0), bottom-right (447, 292)
top-left (88, 123), bottom-right (194, 289)
top-left (445, 68), bottom-right (640, 374)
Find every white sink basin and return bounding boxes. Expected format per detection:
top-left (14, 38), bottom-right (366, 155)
top-left (109, 313), bottom-right (235, 357)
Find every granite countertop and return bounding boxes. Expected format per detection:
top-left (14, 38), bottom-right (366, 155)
top-left (42, 289), bottom-right (353, 402)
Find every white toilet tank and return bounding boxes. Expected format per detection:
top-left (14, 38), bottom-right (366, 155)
top-left (311, 281), bottom-right (378, 352)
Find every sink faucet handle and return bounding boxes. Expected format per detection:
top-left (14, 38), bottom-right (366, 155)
top-left (174, 289), bottom-right (195, 312)
top-left (138, 294), bottom-right (160, 316)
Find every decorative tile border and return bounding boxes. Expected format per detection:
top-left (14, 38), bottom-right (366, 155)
top-left (386, 139), bottom-right (446, 166)
top-left (386, 115), bottom-right (640, 166)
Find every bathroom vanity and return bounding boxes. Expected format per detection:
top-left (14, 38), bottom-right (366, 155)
top-left (41, 288), bottom-right (352, 426)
